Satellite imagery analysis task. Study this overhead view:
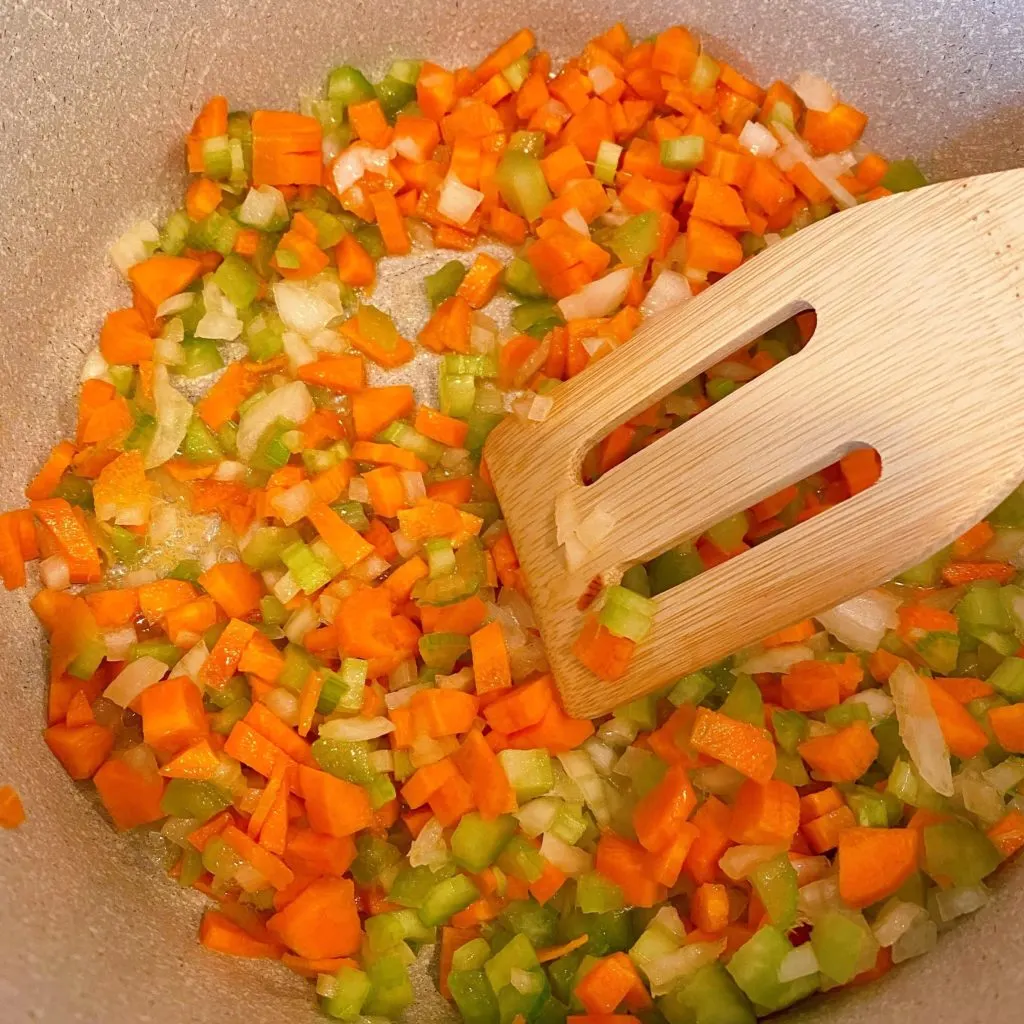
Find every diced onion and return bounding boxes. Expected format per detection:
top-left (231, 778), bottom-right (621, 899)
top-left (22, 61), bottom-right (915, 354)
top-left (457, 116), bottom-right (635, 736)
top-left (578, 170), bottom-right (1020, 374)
top-left (284, 601), bottom-right (320, 645)
top-left (613, 745), bottom-right (656, 777)
top-left (778, 944), bottom-right (819, 983)
top-left (588, 65), bottom-right (617, 96)
top-left (309, 328), bottom-right (345, 354)
top-left (737, 120), bottom-right (779, 157)
top-left (437, 174), bottom-right (485, 227)
top-left (982, 757), bottom-right (1024, 793)
top-left (196, 310), bottom-right (243, 342)
top-left (369, 749), bottom-right (395, 774)
top-left (692, 764), bottom-right (746, 800)
top-left (410, 734), bottom-right (456, 768)
top-left (574, 507), bottom-right (616, 551)
top-left (145, 365), bottom-right (193, 469)
top-left (237, 381), bottom-right (314, 459)
top-left (319, 716), bottom-right (396, 741)
top-left (983, 527), bottom-right (1024, 564)
top-left (273, 570), bottom-right (302, 604)
top-left (736, 644), bottom-right (814, 675)
top-left (598, 715), bottom-right (639, 748)
top-left (401, 471), bottom-right (426, 504)
top-left (562, 208), bottom-right (590, 236)
top-left (437, 668), bottom-right (475, 691)
top-left (843, 688), bottom-right (895, 723)
top-left (213, 460), bottom-right (248, 482)
top-left (264, 688), bottom-right (301, 727)
top-left (271, 480), bottom-right (316, 526)
top-left (510, 967), bottom-right (542, 995)
top-left (582, 737), bottom-right (617, 776)
top-left (350, 553), bottom-right (391, 582)
top-left (103, 626), bottom-right (137, 662)
top-left (640, 270), bottom-right (692, 317)
top-left (169, 640), bottom-right (210, 683)
top-left (540, 832), bottom-right (593, 875)
top-left (103, 656), bottom-right (169, 707)
top-left (80, 347), bottom-right (111, 383)
top-left (872, 899), bottom-right (929, 947)
top-left (39, 554), bottom-right (70, 590)
top-left (954, 770), bottom-right (1004, 825)
top-left (890, 662), bottom-right (954, 797)
top-left (408, 815), bottom-right (448, 868)
top-left (933, 884), bottom-right (989, 923)
top-left (109, 220), bottom-right (159, 276)
top-left (792, 72), bottom-right (837, 112)
top-left (797, 877), bottom-right (841, 923)
top-left (645, 940), bottom-right (726, 997)
top-left (516, 797), bottom-right (560, 837)
top-left (156, 293), bottom-right (195, 318)
top-left (815, 588), bottom-right (901, 652)
top-left (273, 279), bottom-right (346, 337)
top-left (239, 185), bottom-right (288, 228)
top-left (557, 266), bottom-right (633, 321)
top-left (385, 684), bottom-right (424, 710)
top-left (391, 530), bottom-right (419, 559)
top-left (283, 330), bottom-right (317, 370)
top-left (347, 478), bottom-right (371, 504)
top-left (527, 394), bottom-right (553, 421)
top-left (891, 915), bottom-right (937, 964)
top-left (719, 844), bottom-right (788, 881)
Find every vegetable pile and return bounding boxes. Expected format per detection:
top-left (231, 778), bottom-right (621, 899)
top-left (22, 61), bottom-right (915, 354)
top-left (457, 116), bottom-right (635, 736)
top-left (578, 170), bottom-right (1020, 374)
top-left (2, 19), bottom-right (1020, 1024)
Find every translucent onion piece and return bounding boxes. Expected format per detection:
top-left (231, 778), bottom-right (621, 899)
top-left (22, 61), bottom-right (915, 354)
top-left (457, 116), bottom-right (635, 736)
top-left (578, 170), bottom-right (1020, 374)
top-left (815, 588), bottom-right (901, 652)
top-left (557, 266), bottom-right (633, 321)
top-left (318, 716), bottom-right (396, 741)
top-left (104, 656), bottom-right (169, 707)
top-left (890, 662), bottom-right (954, 797)
top-left (145, 365), bottom-right (193, 469)
top-left (237, 381), bottom-right (314, 459)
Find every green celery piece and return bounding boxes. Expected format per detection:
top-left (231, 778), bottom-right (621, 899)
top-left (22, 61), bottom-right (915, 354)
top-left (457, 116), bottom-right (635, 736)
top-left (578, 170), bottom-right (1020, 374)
top-left (575, 872), bottom-right (625, 913)
top-left (464, 409), bottom-right (504, 452)
top-left (192, 209), bottom-right (239, 255)
top-left (160, 209), bottom-right (191, 256)
top-left (245, 311), bottom-right (285, 362)
top-left (915, 631), bottom-right (960, 673)
top-left (497, 969), bottom-right (549, 1021)
top-left (318, 659), bottom-right (369, 714)
top-left (169, 558), bottom-right (203, 583)
top-left (972, 627), bottom-right (1020, 657)
top-left (707, 379), bottom-right (739, 402)
top-left (496, 834), bottom-right (545, 883)
top-left (281, 541), bottom-right (331, 594)
top-left (210, 698), bottom-right (251, 736)
top-left (660, 135), bottom-right (705, 170)
top-left (108, 364), bottom-right (134, 396)
top-left (619, 564), bottom-right (651, 598)
top-left (418, 874), bottom-right (480, 926)
top-left (549, 801), bottom-right (589, 845)
top-left (615, 693), bottom-right (659, 730)
top-left (727, 926), bottom-right (818, 1013)
top-left (331, 500), bottom-right (370, 533)
top-left (365, 773), bottom-right (396, 810)
top-left (594, 139), bottom-right (623, 184)
top-left (646, 543), bottom-right (704, 595)
top-left (451, 813), bottom-right (517, 873)
top-left (418, 631), bottom-right (471, 673)
top-left (773, 751), bottom-right (809, 786)
top-left (439, 372), bottom-right (476, 419)
top-left (201, 135), bottom-right (232, 179)
top-left (448, 969), bottom-right (500, 1024)
top-left (497, 749), bottom-right (554, 801)
top-left (129, 639), bottom-right (181, 667)
top-left (365, 909), bottom-right (434, 953)
top-left (558, 907), bottom-right (633, 956)
top-left (610, 212), bottom-right (660, 266)
top-left (669, 671), bottom-right (716, 707)
top-left (212, 253), bottom-right (260, 309)
top-left (503, 256), bottom-right (546, 298)
top-left (424, 538), bottom-right (456, 578)
top-left (485, 933), bottom-right (540, 993)
top-left (749, 854), bottom-right (798, 931)
top-left (123, 413), bottom-right (156, 454)
top-left (873, 715), bottom-right (906, 772)
top-left (201, 837), bottom-right (243, 878)
top-left (363, 953), bottom-right (414, 1016)
top-left (771, 709), bottom-right (809, 754)
top-left (350, 834), bottom-right (402, 886)
top-left (378, 421), bottom-right (446, 466)
top-left (453, 937), bottom-right (492, 972)
top-left (425, 260), bottom-right (468, 309)
top-left (886, 758), bottom-right (948, 811)
top-left (177, 846), bottom-right (205, 888)
top-left (741, 233), bottom-right (767, 258)
top-left (511, 299), bottom-right (564, 334)
top-left (844, 784), bottom-right (891, 828)
top-left (203, 622), bottom-right (228, 649)
top-left (500, 899), bottom-right (559, 949)
top-left (824, 702), bottom-right (872, 729)
top-left (659, 962), bottom-right (756, 1024)
top-left (413, 537), bottom-right (485, 605)
top-left (66, 632), bottom-right (106, 681)
top-left (217, 421), bottom-right (238, 456)
top-left (301, 208), bottom-right (347, 249)
top-left (179, 339), bottom-right (224, 378)
top-left (811, 911), bottom-right (877, 985)
top-left (54, 474), bottom-right (94, 510)
top-left (495, 150), bottom-right (552, 223)
top-left (923, 822), bottom-right (1001, 887)
top-left (327, 65), bottom-right (376, 107)
top-left (389, 863), bottom-right (456, 908)
top-left (956, 581), bottom-right (1012, 631)
top-left (161, 780), bottom-right (231, 822)
top-left (444, 352), bottom-right (499, 378)
top-left (706, 510), bottom-right (749, 551)
top-left (311, 738), bottom-right (376, 784)
top-left (259, 594), bottom-right (288, 626)
top-left (322, 965), bottom-right (371, 1020)
top-left (987, 656), bottom-right (1024, 700)
top-left (181, 415), bottom-right (223, 463)
top-left (990, 484), bottom-right (1024, 527)
top-left (898, 546), bottom-right (951, 586)
top-left (207, 674), bottom-right (249, 709)
top-left (375, 75), bottom-right (416, 119)
top-left (719, 673), bottom-right (764, 727)
top-left (532, 996), bottom-right (568, 1024)
top-left (880, 158), bottom-right (928, 193)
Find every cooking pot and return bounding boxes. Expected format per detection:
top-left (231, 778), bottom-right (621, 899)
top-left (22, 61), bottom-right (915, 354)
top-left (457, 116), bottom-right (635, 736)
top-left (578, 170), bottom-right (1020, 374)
top-left (1, 1), bottom-right (1022, 1021)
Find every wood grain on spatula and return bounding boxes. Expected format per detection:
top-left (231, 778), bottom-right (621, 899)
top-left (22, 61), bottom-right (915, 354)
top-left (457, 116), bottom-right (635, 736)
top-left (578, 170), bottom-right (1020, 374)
top-left (485, 169), bottom-right (1024, 718)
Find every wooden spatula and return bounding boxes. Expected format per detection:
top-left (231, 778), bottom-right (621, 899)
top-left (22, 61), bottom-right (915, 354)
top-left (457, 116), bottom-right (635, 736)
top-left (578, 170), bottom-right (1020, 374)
top-left (484, 169), bottom-right (1024, 718)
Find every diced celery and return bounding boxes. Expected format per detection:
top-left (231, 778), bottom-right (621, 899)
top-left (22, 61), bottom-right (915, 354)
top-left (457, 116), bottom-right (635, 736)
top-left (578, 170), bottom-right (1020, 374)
top-left (181, 416), bottom-right (223, 463)
top-left (495, 151), bottom-right (552, 223)
top-left (424, 537), bottom-right (457, 578)
top-left (923, 822), bottom-right (1001, 887)
top-left (419, 874), bottom-right (480, 926)
top-left (844, 784), bottom-right (891, 827)
top-left (179, 339), bottom-right (224, 378)
top-left (365, 909), bottom-right (435, 953)
top-left (129, 639), bottom-right (181, 667)
top-left (707, 510), bottom-right (749, 551)
top-left (259, 594), bottom-right (288, 627)
top-left (245, 310), bottom-right (285, 362)
top-left (660, 135), bottom-right (705, 170)
top-left (727, 926), bottom-right (819, 1012)
top-left (160, 209), bottom-right (191, 256)
top-left (511, 299), bottom-right (564, 334)
top-left (351, 834), bottom-right (403, 887)
top-left (208, 674), bottom-right (249, 709)
top-left (327, 65), bottom-right (376, 107)
top-left (281, 541), bottom-right (332, 594)
top-left (354, 224), bottom-right (386, 260)
top-left (331, 500), bottom-right (370, 533)
top-left (425, 260), bottom-right (468, 309)
top-left (558, 907), bottom-right (632, 956)
top-left (218, 421), bottom-right (238, 457)
top-left (161, 779), bottom-right (231, 822)
top-left (880, 158), bottom-right (928, 193)
top-left (773, 751), bottom-right (810, 786)
top-left (957, 581), bottom-right (1012, 632)
top-left (898, 546), bottom-right (951, 586)
top-left (448, 968), bottom-right (500, 1024)
top-left (439, 372), bottom-right (477, 419)
top-left (464, 408), bottom-right (504, 452)
top-left (594, 140), bottom-right (622, 184)
top-left (301, 208), bottom-right (347, 249)
top-left (202, 135), bottom-right (232, 179)
top-left (811, 911), bottom-right (877, 985)
top-left (615, 693), bottom-right (659, 730)
top-left (418, 631), bottom-right (471, 673)
top-left (312, 739), bottom-right (375, 784)
top-left (547, 951), bottom-right (585, 1005)
top-left (451, 813), bottom-right (518, 873)
top-left (375, 75), bottom-right (416, 120)
top-left (412, 537), bottom-right (485, 605)
top-left (55, 474), bottom-right (94, 510)
top-left (987, 656), bottom-right (1024, 700)
top-left (549, 802), bottom-right (588, 846)
top-left (363, 953), bottom-right (414, 1016)
top-left (453, 937), bottom-right (492, 973)
top-left (741, 233), bottom-right (768, 258)
top-left (659, 962), bottom-right (756, 1024)
top-left (765, 101), bottom-right (795, 130)
top-left (502, 56), bottom-right (530, 90)
top-left (379, 420), bottom-right (446, 466)
top-left (610, 212), bottom-right (660, 266)
top-left (576, 872), bottom-right (625, 913)
top-left (707, 379), bottom-right (738, 402)
top-left (619, 564), bottom-right (652, 598)
top-left (750, 853), bottom-right (798, 931)
top-left (646, 543), bottom-right (704, 595)
top-left (278, 643), bottom-right (318, 692)
top-left (322, 965), bottom-right (371, 1020)
top-left (771, 709), bottom-right (809, 754)
top-left (496, 835), bottom-right (545, 883)
top-left (719, 673), bottom-right (764, 727)
top-left (389, 863), bottom-right (454, 908)
top-left (500, 898), bottom-right (559, 949)
top-left (210, 697), bottom-right (251, 735)
top-left (597, 585), bottom-right (657, 642)
top-left (669, 671), bottom-right (715, 707)
top-left (317, 659), bottom-right (367, 714)
top-left (213, 253), bottom-right (260, 310)
top-left (824, 702), bottom-right (872, 729)
top-left (503, 256), bottom-right (546, 299)
top-left (497, 749), bottom-right (554, 802)
top-left (191, 209), bottom-right (239, 255)
top-left (497, 967), bottom-right (549, 1020)
top-left (485, 933), bottom-right (539, 993)
top-left (169, 558), bottom-right (203, 583)
top-left (886, 758), bottom-right (948, 811)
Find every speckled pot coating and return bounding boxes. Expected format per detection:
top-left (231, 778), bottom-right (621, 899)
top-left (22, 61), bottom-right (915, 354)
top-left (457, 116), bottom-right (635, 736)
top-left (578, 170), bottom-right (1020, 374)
top-left (0, 2), bottom-right (1022, 1021)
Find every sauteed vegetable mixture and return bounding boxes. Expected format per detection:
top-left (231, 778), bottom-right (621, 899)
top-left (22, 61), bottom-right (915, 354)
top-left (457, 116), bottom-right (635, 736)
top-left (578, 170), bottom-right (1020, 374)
top-left (3, 21), bottom-right (1022, 1024)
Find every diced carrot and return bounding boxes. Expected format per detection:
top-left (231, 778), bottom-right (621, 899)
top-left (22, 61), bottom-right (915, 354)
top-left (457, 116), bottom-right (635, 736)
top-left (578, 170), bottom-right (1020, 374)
top-left (198, 618), bottom-right (257, 690)
top-left (336, 234), bottom-right (376, 288)
top-left (728, 779), bottom-right (800, 846)
top-left (595, 833), bottom-right (665, 908)
top-left (797, 721), bottom-right (879, 782)
top-left (840, 448), bottom-right (882, 496)
top-left (138, 579), bottom-right (198, 623)
top-left (93, 757), bottom-right (166, 831)
top-left (244, 703), bottom-right (315, 767)
top-left (470, 620), bottom-right (512, 693)
top-left (483, 675), bottom-right (554, 733)
top-left (989, 703), bottom-right (1024, 753)
top-left (239, 631), bottom-right (286, 682)
top-left (632, 762), bottom-right (698, 853)
top-left (200, 910), bottom-right (282, 959)
top-left (297, 765), bottom-right (373, 837)
top-left (267, 876), bottom-right (361, 957)
top-left (351, 386), bottom-right (415, 440)
top-left (85, 588), bottom-right (140, 628)
top-left (576, 952), bottom-right (650, 1015)
top-left (138, 676), bottom-right (210, 757)
top-left (690, 707), bottom-right (777, 783)
top-left (802, 804), bottom-right (857, 854)
top-left (198, 562), bottom-right (262, 620)
top-left (987, 810), bottom-right (1024, 859)
top-left (924, 678), bottom-right (989, 758)
top-left (43, 722), bottom-right (114, 780)
top-left (452, 729), bottom-right (517, 819)
top-left (573, 614), bottom-right (636, 681)
top-left (224, 722), bottom-right (293, 778)
top-left (502, 700), bottom-right (595, 755)
top-left (802, 103), bottom-right (868, 154)
top-left (251, 110), bottom-right (322, 186)
top-left (838, 827), bottom-right (921, 908)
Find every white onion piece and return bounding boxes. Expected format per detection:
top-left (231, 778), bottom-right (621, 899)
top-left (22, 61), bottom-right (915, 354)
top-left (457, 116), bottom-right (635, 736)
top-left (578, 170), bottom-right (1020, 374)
top-left (392, 530), bottom-right (419, 559)
top-left (384, 684), bottom-right (424, 710)
top-left (349, 553), bottom-right (390, 582)
top-left (109, 220), bottom-right (159, 276)
top-left (588, 65), bottom-right (617, 96)
top-left (516, 797), bottom-right (560, 837)
top-left (843, 688), bottom-right (895, 724)
top-left (408, 815), bottom-right (448, 868)
top-left (582, 738), bottom-right (617, 776)
top-left (104, 656), bottom-right (169, 707)
top-left (283, 331), bottom-right (317, 370)
top-left (145, 365), bottom-right (193, 469)
top-left (778, 944), bottom-right (819, 983)
top-left (736, 644), bottom-right (814, 675)
top-left (640, 270), bottom-right (692, 317)
top-left (195, 310), bottom-right (242, 342)
top-left (719, 844), bottom-right (787, 881)
top-left (554, 492), bottom-right (578, 546)
top-left (562, 208), bottom-right (590, 236)
top-left (156, 293), bottom-right (195, 318)
top-left (273, 570), bottom-right (301, 604)
top-left (872, 900), bottom-right (929, 947)
top-left (39, 555), bottom-right (70, 591)
top-left (369, 749), bottom-right (395, 774)
top-left (236, 381), bottom-right (314, 459)
top-left (273, 280), bottom-right (344, 337)
top-left (347, 477), bottom-right (371, 504)
top-left (983, 757), bottom-right (1024, 793)
top-left (437, 174), bottom-right (485, 227)
top-left (264, 687), bottom-right (301, 727)
top-left (737, 120), bottom-right (779, 157)
top-left (692, 764), bottom-right (746, 800)
top-left (540, 832), bottom-right (593, 875)
top-left (527, 394), bottom-right (553, 421)
top-left (80, 347), bottom-right (112, 383)
top-left (983, 527), bottom-right (1024, 564)
top-left (169, 639), bottom-right (210, 683)
top-left (319, 716), bottom-right (396, 741)
top-left (798, 877), bottom-right (841, 923)
top-left (401, 471), bottom-right (427, 504)
top-left (954, 770), bottom-right (1004, 825)
top-left (437, 668), bottom-right (475, 691)
top-left (792, 72), bottom-right (837, 112)
top-left (271, 480), bottom-right (316, 526)
top-left (103, 626), bottom-right (137, 662)
top-left (890, 662), bottom-right (954, 797)
top-left (284, 601), bottom-right (320, 645)
top-left (239, 185), bottom-right (288, 228)
top-left (213, 460), bottom-right (248, 482)
top-left (557, 266), bottom-right (633, 321)
top-left (574, 508), bottom-right (616, 551)
top-left (598, 715), bottom-right (639, 748)
top-left (645, 940), bottom-right (726, 997)
top-left (815, 588), bottom-right (901, 652)
top-left (891, 915), bottom-right (937, 964)
top-left (933, 884), bottom-right (989, 923)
